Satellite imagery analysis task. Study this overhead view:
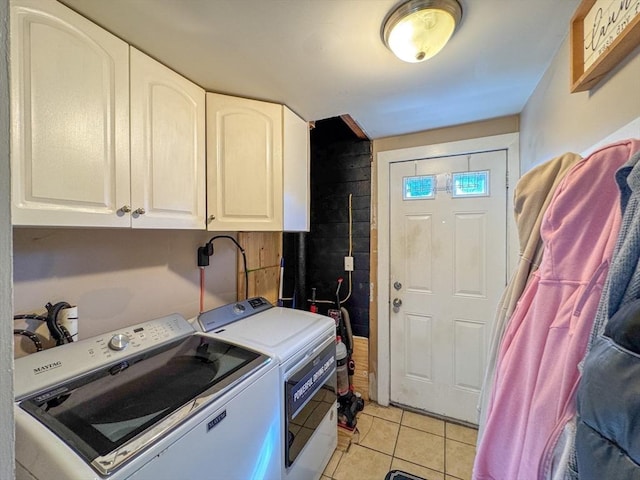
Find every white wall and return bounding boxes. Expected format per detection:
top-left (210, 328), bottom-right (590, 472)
top-left (520, 36), bottom-right (640, 172)
top-left (1, 0), bottom-right (15, 476)
top-left (13, 229), bottom-right (238, 342)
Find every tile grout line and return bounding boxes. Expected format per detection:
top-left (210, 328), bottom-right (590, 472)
top-left (339, 405), bottom-right (476, 479)
top-left (444, 422), bottom-right (448, 478)
top-left (390, 410), bottom-right (403, 467)
top-left (389, 410), bottom-right (404, 471)
top-left (444, 431), bottom-right (448, 479)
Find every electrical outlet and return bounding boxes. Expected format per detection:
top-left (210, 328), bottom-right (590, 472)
top-left (197, 246), bottom-right (211, 267)
top-left (344, 256), bottom-right (354, 271)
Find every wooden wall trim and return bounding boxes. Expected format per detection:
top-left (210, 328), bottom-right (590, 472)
top-left (237, 232), bottom-right (283, 303)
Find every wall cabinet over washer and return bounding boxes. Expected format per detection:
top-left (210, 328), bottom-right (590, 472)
top-left (11, 0), bottom-right (129, 227)
top-left (130, 47), bottom-right (205, 229)
top-left (10, 0), bottom-right (205, 229)
top-left (206, 93), bottom-right (310, 232)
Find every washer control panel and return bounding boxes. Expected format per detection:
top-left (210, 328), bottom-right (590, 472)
top-left (197, 297), bottom-right (272, 333)
top-left (14, 314), bottom-right (195, 400)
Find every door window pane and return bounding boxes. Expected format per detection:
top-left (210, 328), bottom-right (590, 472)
top-left (403, 175), bottom-right (435, 200)
top-left (452, 171), bottom-right (489, 198)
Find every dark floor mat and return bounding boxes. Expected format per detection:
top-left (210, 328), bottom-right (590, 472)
top-left (384, 470), bottom-right (426, 480)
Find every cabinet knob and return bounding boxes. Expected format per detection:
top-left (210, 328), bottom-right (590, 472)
top-left (133, 208), bottom-right (146, 215)
top-left (207, 215), bottom-right (216, 223)
top-left (119, 205), bottom-right (132, 213)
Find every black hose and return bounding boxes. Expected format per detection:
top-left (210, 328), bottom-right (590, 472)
top-left (340, 307), bottom-right (354, 356)
top-left (59, 325), bottom-right (74, 344)
top-left (13, 313), bottom-right (48, 322)
top-left (45, 301), bottom-right (71, 346)
top-left (13, 329), bottom-right (44, 352)
top-left (14, 305), bottom-right (73, 348)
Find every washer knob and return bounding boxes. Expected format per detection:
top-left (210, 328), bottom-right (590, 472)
top-left (232, 303), bottom-right (246, 315)
top-left (108, 333), bottom-right (130, 351)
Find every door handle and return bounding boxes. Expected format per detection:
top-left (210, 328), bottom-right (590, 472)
top-left (393, 298), bottom-right (402, 308)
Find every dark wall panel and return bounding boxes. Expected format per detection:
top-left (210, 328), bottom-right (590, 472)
top-left (284, 119), bottom-right (372, 338)
top-left (309, 134), bottom-right (371, 337)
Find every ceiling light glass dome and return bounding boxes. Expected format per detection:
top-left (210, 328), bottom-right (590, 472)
top-left (382, 0), bottom-right (463, 63)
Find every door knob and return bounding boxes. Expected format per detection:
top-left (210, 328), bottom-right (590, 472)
top-left (393, 298), bottom-right (402, 308)
top-left (393, 281), bottom-right (402, 291)
top-left (133, 208), bottom-right (146, 215)
top-left (118, 205), bottom-right (131, 213)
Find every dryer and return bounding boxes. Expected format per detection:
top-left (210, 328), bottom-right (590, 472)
top-left (196, 298), bottom-right (337, 480)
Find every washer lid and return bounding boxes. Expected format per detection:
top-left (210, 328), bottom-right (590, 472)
top-left (18, 333), bottom-right (271, 476)
top-left (209, 307), bottom-right (335, 361)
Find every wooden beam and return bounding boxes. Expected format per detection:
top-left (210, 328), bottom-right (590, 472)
top-left (340, 114), bottom-right (369, 140)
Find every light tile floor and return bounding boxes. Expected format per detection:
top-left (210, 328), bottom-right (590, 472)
top-left (322, 403), bottom-right (477, 480)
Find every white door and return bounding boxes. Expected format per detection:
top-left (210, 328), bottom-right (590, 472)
top-left (130, 47), bottom-right (206, 229)
top-left (206, 93), bottom-right (283, 231)
top-left (10, 0), bottom-right (130, 227)
top-left (389, 150), bottom-right (507, 424)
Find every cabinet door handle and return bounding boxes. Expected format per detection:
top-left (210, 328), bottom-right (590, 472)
top-left (133, 208), bottom-right (146, 215)
top-left (207, 215), bottom-right (216, 223)
top-left (119, 205), bottom-right (132, 213)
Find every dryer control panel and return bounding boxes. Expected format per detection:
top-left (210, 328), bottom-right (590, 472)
top-left (197, 297), bottom-right (272, 333)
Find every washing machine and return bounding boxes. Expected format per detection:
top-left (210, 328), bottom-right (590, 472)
top-left (14, 313), bottom-right (282, 480)
top-left (196, 298), bottom-right (337, 480)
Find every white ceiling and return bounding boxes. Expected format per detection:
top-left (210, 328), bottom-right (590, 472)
top-left (60, 0), bottom-right (581, 139)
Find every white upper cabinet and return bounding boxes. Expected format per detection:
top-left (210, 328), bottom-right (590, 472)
top-left (206, 93), bottom-right (283, 231)
top-left (10, 1), bottom-right (206, 229)
top-left (206, 93), bottom-right (310, 232)
top-left (11, 1), bottom-right (306, 231)
top-left (11, 0), bottom-right (130, 227)
top-left (130, 48), bottom-right (206, 229)
top-left (283, 107), bottom-right (310, 232)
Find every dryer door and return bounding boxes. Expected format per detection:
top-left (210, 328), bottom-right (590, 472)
top-left (285, 336), bottom-right (337, 467)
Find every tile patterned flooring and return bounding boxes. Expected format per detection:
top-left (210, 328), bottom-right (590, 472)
top-left (322, 403), bottom-right (477, 480)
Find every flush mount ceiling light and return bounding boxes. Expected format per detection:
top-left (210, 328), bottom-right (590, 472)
top-left (382, 0), bottom-right (462, 63)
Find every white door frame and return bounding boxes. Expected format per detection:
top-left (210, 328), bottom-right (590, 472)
top-left (376, 133), bottom-right (520, 406)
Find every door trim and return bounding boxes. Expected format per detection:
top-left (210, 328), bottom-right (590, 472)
top-left (376, 133), bottom-right (520, 406)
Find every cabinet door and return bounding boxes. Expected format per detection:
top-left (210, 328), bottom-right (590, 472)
top-left (130, 48), bottom-right (206, 229)
top-left (283, 107), bottom-right (310, 232)
top-left (206, 93), bottom-right (283, 231)
top-left (11, 0), bottom-right (130, 227)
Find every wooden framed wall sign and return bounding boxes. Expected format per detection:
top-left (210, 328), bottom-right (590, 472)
top-left (570, 0), bottom-right (640, 92)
